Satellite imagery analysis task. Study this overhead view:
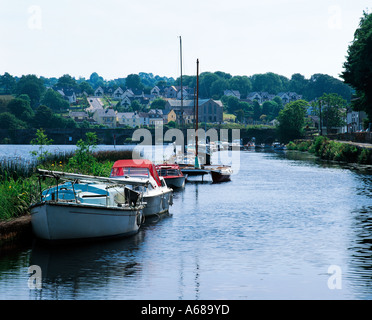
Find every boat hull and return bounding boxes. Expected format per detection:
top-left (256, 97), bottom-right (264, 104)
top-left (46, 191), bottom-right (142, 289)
top-left (210, 169), bottom-right (232, 183)
top-left (30, 202), bottom-right (142, 242)
top-left (164, 176), bottom-right (185, 188)
top-left (143, 190), bottom-right (172, 216)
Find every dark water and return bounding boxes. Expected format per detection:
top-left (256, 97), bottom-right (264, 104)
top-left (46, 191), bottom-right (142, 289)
top-left (1, 150), bottom-right (372, 300)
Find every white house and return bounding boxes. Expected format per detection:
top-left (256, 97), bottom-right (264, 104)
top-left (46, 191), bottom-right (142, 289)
top-left (113, 87), bottom-right (124, 99)
top-left (94, 86), bottom-right (104, 97)
top-left (346, 110), bottom-right (367, 132)
top-left (117, 112), bottom-right (141, 128)
top-left (224, 89), bottom-right (241, 99)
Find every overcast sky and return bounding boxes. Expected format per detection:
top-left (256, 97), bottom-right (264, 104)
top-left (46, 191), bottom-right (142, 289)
top-left (0, 0), bottom-right (371, 81)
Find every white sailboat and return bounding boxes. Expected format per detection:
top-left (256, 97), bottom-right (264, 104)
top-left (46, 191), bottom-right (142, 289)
top-left (30, 169), bottom-right (147, 242)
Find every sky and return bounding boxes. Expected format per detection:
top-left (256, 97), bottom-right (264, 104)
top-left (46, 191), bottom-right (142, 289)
top-left (0, 0), bottom-right (371, 81)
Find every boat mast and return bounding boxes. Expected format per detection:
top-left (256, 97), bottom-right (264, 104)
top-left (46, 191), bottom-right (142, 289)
top-left (195, 59), bottom-right (199, 160)
top-left (179, 36), bottom-right (183, 130)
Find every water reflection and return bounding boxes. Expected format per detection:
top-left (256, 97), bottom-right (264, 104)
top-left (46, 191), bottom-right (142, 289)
top-left (348, 205), bottom-right (372, 299)
top-left (29, 231), bottom-right (146, 300)
top-left (1, 150), bottom-right (372, 299)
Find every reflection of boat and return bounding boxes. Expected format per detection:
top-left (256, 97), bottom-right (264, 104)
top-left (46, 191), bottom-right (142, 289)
top-left (244, 137), bottom-right (256, 150)
top-left (255, 143), bottom-right (273, 150)
top-left (272, 142), bottom-right (286, 150)
top-left (156, 164), bottom-right (186, 188)
top-left (110, 160), bottom-right (173, 217)
top-left (30, 170), bottom-right (146, 242)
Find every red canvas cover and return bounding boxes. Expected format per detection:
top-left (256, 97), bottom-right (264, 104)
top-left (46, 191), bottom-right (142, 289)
top-left (111, 159), bottom-right (162, 186)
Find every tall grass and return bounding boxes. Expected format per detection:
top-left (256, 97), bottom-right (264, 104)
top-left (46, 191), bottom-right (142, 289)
top-left (287, 136), bottom-right (372, 165)
top-left (0, 148), bottom-right (137, 221)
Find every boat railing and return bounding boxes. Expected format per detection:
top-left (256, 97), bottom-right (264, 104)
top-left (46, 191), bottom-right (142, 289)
top-left (34, 169), bottom-right (147, 209)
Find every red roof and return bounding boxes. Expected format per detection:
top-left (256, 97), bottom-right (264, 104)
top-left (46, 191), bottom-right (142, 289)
top-left (111, 159), bottom-right (162, 186)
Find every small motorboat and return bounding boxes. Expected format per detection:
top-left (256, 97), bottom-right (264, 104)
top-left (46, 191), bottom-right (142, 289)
top-left (155, 164), bottom-right (186, 188)
top-left (30, 169), bottom-right (146, 242)
top-left (206, 165), bottom-right (233, 183)
top-left (110, 159), bottom-right (173, 217)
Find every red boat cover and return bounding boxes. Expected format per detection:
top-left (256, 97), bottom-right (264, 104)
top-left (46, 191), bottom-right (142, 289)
top-left (111, 159), bottom-right (162, 186)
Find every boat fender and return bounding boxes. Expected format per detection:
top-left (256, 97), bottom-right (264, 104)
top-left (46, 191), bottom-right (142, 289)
top-left (136, 210), bottom-right (143, 227)
top-left (169, 193), bottom-right (173, 206)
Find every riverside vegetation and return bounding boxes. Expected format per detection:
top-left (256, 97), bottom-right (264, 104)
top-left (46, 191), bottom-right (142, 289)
top-left (287, 136), bottom-right (372, 165)
top-left (0, 130), bottom-right (135, 221)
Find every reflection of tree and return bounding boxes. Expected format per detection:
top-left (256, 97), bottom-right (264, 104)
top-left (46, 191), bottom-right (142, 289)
top-left (348, 203), bottom-right (372, 299)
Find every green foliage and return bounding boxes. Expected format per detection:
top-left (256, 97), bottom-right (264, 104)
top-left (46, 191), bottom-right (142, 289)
top-left (0, 112), bottom-right (27, 129)
top-left (277, 100), bottom-right (308, 143)
top-left (342, 11), bottom-right (372, 119)
top-left (41, 88), bottom-right (69, 111)
top-left (30, 128), bottom-right (54, 162)
top-left (288, 136), bottom-right (371, 164)
top-left (7, 97), bottom-right (34, 122)
top-left (67, 132), bottom-right (99, 174)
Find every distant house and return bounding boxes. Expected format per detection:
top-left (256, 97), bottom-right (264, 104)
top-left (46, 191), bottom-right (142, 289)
top-left (55, 88), bottom-right (77, 104)
top-left (277, 92), bottom-right (303, 104)
top-left (69, 111), bottom-right (89, 122)
top-left (117, 112), bottom-right (141, 128)
top-left (224, 89), bottom-right (241, 99)
top-left (164, 86), bottom-right (178, 99)
top-left (113, 87), bottom-right (124, 99)
top-left (93, 108), bottom-right (116, 128)
top-left (247, 92), bottom-right (263, 104)
top-left (346, 109), bottom-right (367, 132)
top-left (163, 109), bottom-right (177, 125)
top-left (94, 86), bottom-right (104, 97)
top-left (165, 99), bottom-right (223, 124)
top-left (148, 109), bottom-right (164, 127)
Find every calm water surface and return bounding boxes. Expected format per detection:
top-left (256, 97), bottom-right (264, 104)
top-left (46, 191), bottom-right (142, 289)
top-left (0, 149), bottom-right (372, 300)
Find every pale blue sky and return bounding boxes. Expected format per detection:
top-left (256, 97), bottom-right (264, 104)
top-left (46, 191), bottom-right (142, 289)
top-left (0, 0), bottom-right (371, 81)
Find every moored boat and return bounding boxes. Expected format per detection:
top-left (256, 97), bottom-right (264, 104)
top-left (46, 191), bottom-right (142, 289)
top-left (30, 170), bottom-right (146, 242)
top-left (155, 164), bottom-right (186, 188)
top-left (110, 159), bottom-right (173, 217)
top-left (206, 165), bottom-right (233, 183)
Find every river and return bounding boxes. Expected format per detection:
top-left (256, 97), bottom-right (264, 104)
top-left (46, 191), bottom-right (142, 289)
top-left (0, 148), bottom-right (371, 300)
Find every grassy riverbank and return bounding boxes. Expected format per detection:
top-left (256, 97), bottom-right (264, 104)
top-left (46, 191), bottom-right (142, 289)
top-left (0, 148), bottom-right (135, 222)
top-left (287, 136), bottom-right (372, 165)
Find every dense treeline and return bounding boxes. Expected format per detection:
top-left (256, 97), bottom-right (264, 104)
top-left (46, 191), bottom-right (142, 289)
top-left (176, 71), bottom-right (353, 102)
top-left (0, 70), bottom-right (353, 103)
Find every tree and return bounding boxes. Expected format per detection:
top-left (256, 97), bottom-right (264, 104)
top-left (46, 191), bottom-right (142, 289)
top-left (318, 93), bottom-right (347, 133)
top-left (0, 112), bottom-right (26, 130)
top-left (150, 97), bottom-right (166, 110)
top-left (126, 74), bottom-right (144, 91)
top-left (41, 88), bottom-right (69, 111)
top-left (32, 105), bottom-right (54, 128)
top-left (56, 74), bottom-right (77, 90)
top-left (307, 74), bottom-right (352, 101)
top-left (250, 72), bottom-right (285, 94)
top-left (79, 81), bottom-right (94, 95)
top-left (210, 78), bottom-right (228, 99)
top-left (199, 72), bottom-right (219, 98)
top-left (0, 72), bottom-right (16, 94)
top-left (16, 75), bottom-right (45, 108)
top-left (277, 99), bottom-right (308, 143)
top-left (7, 97), bottom-right (34, 123)
top-left (342, 11), bottom-right (372, 120)
top-left (228, 76), bottom-right (252, 98)
top-left (262, 100), bottom-right (280, 121)
top-left (252, 100), bottom-right (262, 121)
top-left (30, 128), bottom-right (54, 162)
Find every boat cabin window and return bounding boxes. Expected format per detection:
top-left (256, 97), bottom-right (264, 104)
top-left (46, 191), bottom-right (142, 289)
top-left (158, 169), bottom-right (180, 176)
top-left (111, 167), bottom-right (150, 178)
